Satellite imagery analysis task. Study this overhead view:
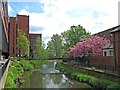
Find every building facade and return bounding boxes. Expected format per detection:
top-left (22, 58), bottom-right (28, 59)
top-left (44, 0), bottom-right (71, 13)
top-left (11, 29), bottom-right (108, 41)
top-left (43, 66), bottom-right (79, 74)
top-left (111, 27), bottom-right (120, 69)
top-left (9, 15), bottom-right (29, 57)
top-left (0, 0), bottom-right (9, 60)
top-left (92, 25), bottom-right (120, 69)
top-left (29, 34), bottom-right (42, 58)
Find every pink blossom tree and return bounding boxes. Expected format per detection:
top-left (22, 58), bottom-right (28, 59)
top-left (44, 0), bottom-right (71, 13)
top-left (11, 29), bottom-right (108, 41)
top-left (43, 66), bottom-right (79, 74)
top-left (67, 35), bottom-right (110, 58)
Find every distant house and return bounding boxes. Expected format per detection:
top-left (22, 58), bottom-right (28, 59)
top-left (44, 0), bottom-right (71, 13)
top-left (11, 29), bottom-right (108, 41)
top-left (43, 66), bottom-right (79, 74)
top-left (102, 44), bottom-right (113, 56)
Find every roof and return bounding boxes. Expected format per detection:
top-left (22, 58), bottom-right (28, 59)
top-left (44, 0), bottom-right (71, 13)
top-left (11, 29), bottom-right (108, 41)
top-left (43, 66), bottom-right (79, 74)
top-left (93, 25), bottom-right (120, 35)
top-left (111, 26), bottom-right (120, 33)
top-left (103, 44), bottom-right (113, 49)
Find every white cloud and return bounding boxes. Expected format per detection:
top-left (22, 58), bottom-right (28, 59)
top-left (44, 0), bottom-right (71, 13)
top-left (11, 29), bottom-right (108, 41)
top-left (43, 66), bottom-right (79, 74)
top-left (18, 0), bottom-right (119, 45)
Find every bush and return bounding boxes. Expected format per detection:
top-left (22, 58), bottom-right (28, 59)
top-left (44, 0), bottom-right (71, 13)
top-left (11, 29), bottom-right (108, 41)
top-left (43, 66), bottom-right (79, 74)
top-left (5, 58), bottom-right (33, 88)
top-left (20, 60), bottom-right (33, 71)
top-left (5, 65), bottom-right (18, 88)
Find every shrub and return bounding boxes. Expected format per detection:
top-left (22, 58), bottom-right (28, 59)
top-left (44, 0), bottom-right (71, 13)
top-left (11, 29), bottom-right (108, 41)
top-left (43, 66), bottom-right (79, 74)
top-left (20, 60), bottom-right (33, 71)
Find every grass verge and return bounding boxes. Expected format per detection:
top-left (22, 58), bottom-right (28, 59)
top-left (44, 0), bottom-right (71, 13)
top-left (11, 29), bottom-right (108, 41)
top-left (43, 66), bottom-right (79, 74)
top-left (56, 62), bottom-right (120, 89)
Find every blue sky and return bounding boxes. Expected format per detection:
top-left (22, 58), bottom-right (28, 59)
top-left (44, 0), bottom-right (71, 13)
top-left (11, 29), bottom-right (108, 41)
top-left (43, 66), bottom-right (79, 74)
top-left (8, 0), bottom-right (119, 44)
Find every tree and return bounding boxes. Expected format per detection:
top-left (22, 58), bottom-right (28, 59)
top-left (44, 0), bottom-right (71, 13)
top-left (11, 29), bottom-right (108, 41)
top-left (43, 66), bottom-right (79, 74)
top-left (47, 34), bottom-right (63, 58)
top-left (33, 37), bottom-right (48, 59)
top-left (46, 41), bottom-right (55, 58)
top-left (61, 25), bottom-right (90, 52)
top-left (16, 30), bottom-right (30, 58)
top-left (68, 35), bottom-right (110, 58)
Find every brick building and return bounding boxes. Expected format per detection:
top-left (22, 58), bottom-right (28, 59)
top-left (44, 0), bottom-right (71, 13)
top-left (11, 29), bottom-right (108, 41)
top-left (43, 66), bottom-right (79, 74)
top-left (111, 27), bottom-right (120, 69)
top-left (9, 15), bottom-right (29, 57)
top-left (9, 14), bottom-right (42, 57)
top-left (91, 25), bottom-right (120, 69)
top-left (29, 34), bottom-right (42, 58)
top-left (0, 0), bottom-right (9, 60)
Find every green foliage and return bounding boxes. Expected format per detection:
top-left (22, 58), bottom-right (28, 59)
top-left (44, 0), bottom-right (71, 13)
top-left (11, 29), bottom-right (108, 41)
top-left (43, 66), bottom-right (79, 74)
top-left (33, 37), bottom-right (48, 59)
top-left (47, 34), bottom-right (63, 58)
top-left (20, 60), bottom-right (33, 70)
top-left (61, 25), bottom-right (90, 52)
top-left (5, 61), bottom-right (21, 88)
top-left (5, 58), bottom-right (33, 88)
top-left (16, 30), bottom-right (30, 58)
top-left (56, 62), bottom-right (119, 88)
top-left (46, 41), bottom-right (55, 58)
top-left (30, 60), bottom-right (48, 68)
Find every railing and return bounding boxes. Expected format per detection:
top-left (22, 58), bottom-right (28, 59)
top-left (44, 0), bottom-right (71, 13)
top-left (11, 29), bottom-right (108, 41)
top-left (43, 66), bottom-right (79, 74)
top-left (0, 57), bottom-right (10, 89)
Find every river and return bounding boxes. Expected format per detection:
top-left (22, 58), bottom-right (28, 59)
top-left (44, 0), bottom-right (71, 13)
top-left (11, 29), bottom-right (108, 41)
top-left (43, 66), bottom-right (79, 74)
top-left (19, 61), bottom-right (91, 88)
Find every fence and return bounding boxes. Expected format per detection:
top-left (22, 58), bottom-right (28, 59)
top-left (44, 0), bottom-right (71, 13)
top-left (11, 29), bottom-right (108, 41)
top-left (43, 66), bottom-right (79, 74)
top-left (0, 58), bottom-right (10, 89)
top-left (89, 56), bottom-right (114, 66)
top-left (64, 56), bottom-right (120, 74)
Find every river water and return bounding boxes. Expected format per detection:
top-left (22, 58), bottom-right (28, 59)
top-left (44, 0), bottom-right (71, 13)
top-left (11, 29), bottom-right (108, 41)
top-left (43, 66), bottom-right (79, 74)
top-left (19, 61), bottom-right (91, 88)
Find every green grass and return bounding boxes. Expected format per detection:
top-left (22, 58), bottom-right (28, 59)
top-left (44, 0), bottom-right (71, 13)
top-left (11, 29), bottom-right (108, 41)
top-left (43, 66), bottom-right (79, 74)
top-left (56, 62), bottom-right (120, 89)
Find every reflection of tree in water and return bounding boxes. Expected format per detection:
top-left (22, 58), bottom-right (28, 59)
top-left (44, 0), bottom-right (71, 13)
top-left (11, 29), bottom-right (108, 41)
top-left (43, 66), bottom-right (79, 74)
top-left (48, 61), bottom-right (54, 68)
top-left (30, 71), bottom-right (43, 88)
top-left (46, 74), bottom-right (61, 85)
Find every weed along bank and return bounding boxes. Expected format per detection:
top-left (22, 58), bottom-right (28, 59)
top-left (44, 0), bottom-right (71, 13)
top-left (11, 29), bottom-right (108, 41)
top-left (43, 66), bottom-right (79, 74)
top-left (56, 62), bottom-right (120, 88)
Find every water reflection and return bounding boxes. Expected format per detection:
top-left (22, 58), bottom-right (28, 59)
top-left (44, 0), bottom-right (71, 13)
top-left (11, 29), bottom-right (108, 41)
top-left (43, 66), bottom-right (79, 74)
top-left (20, 61), bottom-right (91, 88)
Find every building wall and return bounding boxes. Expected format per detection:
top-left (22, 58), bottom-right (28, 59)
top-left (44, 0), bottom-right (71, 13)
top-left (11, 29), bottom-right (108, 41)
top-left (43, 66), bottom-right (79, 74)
top-left (103, 49), bottom-right (113, 56)
top-left (9, 15), bottom-right (29, 57)
top-left (89, 56), bottom-right (114, 67)
top-left (29, 34), bottom-right (42, 58)
top-left (9, 17), bottom-right (16, 56)
top-left (17, 15), bottom-right (29, 39)
top-left (112, 31), bottom-right (120, 68)
top-left (0, 13), bottom-right (2, 60)
top-left (0, 1), bottom-right (9, 59)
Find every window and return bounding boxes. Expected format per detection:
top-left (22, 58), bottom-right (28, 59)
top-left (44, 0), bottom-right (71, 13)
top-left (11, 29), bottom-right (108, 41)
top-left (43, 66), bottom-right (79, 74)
top-left (103, 51), bottom-right (107, 56)
top-left (30, 36), bottom-right (38, 39)
top-left (30, 41), bottom-right (34, 44)
top-left (110, 50), bottom-right (113, 56)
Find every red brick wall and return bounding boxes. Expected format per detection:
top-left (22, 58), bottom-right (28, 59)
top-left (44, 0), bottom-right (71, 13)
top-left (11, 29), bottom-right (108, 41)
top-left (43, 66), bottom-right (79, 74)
top-left (17, 15), bottom-right (29, 39)
top-left (113, 31), bottom-right (120, 68)
top-left (89, 56), bottom-right (114, 66)
top-left (9, 15), bottom-right (29, 57)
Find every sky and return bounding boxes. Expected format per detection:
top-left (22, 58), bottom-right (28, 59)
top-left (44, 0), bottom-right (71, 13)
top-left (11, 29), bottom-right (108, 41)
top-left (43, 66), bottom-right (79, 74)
top-left (8, 0), bottom-right (120, 45)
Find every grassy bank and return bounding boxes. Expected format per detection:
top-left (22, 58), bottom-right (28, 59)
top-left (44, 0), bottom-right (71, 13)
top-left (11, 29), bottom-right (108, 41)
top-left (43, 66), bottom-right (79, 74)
top-left (56, 62), bottom-right (120, 89)
top-left (5, 57), bottom-right (48, 88)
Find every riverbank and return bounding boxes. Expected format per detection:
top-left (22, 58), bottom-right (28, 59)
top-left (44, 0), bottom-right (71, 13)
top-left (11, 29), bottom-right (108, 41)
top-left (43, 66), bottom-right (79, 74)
top-left (56, 62), bottom-right (120, 89)
top-left (5, 57), bottom-right (48, 88)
